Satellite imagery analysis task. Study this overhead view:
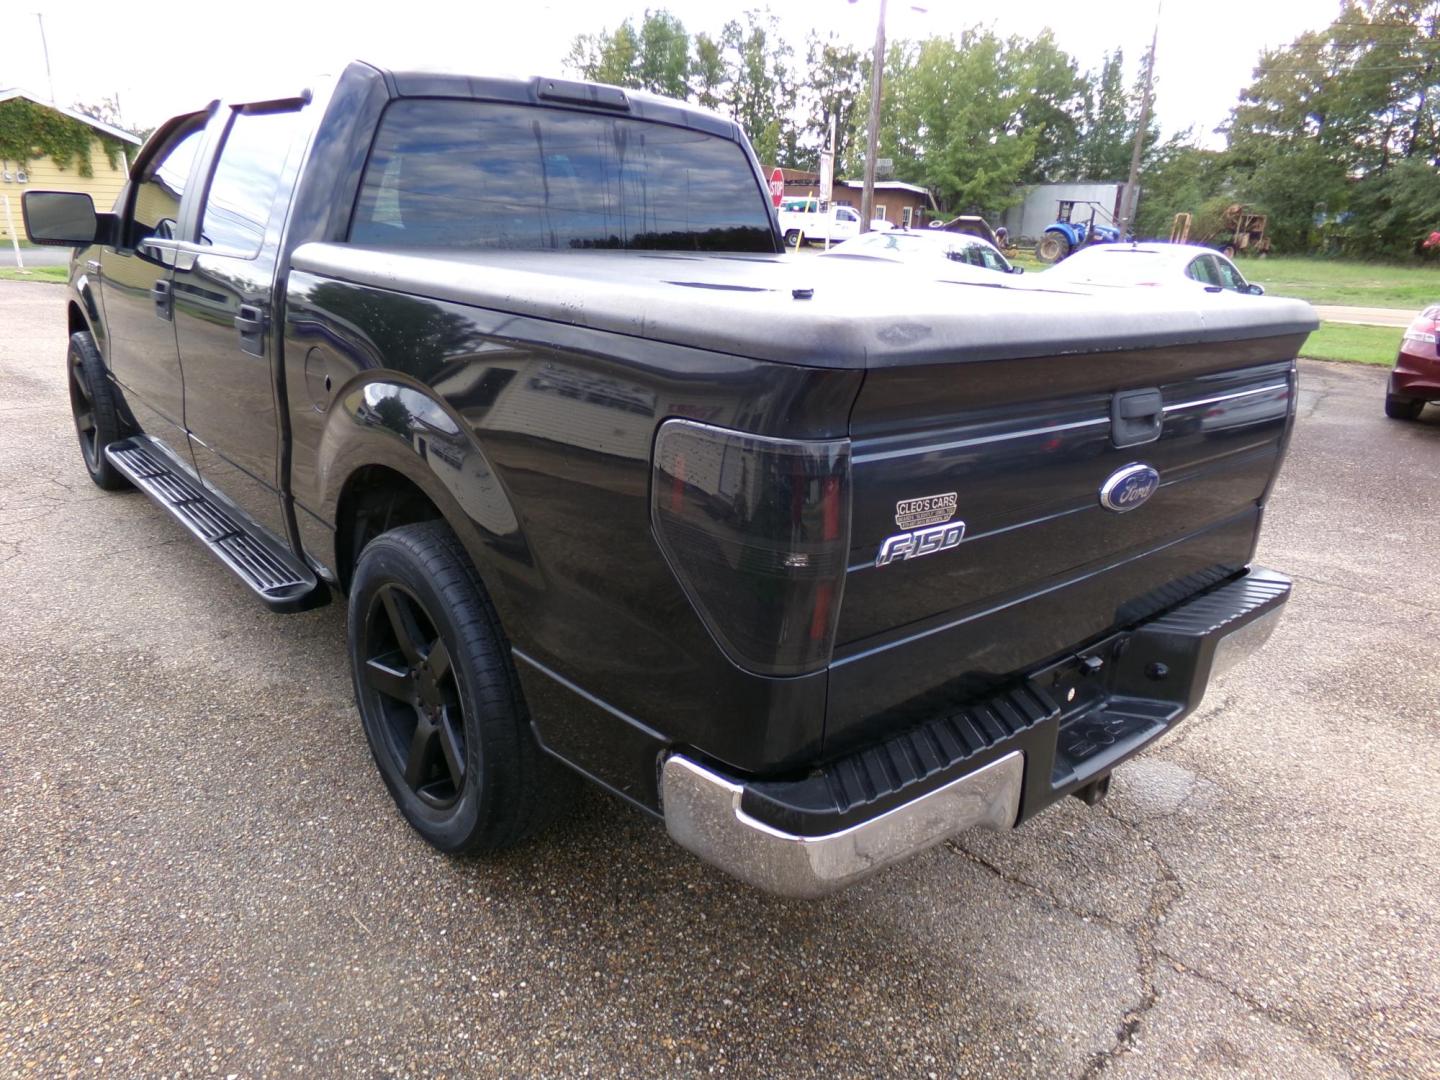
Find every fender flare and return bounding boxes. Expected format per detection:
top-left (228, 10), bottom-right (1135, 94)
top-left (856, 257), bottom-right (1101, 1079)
top-left (314, 376), bottom-right (535, 626)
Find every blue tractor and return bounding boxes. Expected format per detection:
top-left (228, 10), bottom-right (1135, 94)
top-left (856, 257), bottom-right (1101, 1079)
top-left (1035, 200), bottom-right (1122, 264)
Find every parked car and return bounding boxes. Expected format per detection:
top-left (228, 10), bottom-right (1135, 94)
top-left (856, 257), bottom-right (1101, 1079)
top-left (1385, 304), bottom-right (1439, 419)
top-left (23, 61), bottom-right (1315, 897)
top-left (820, 228), bottom-right (1023, 276)
top-left (1041, 243), bottom-right (1266, 295)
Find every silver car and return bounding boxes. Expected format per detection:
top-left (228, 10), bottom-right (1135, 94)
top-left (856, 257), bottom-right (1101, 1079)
top-left (1041, 242), bottom-right (1266, 295)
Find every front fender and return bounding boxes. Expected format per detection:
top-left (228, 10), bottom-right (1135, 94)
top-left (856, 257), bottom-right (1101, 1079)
top-left (1046, 224), bottom-right (1081, 247)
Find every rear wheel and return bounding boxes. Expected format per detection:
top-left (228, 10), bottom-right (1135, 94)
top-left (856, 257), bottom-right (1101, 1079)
top-left (1385, 393), bottom-right (1425, 420)
top-left (784, 229), bottom-right (802, 248)
top-left (1036, 232), bottom-right (1071, 263)
top-left (348, 520), bottom-right (563, 853)
top-left (67, 331), bottom-right (131, 491)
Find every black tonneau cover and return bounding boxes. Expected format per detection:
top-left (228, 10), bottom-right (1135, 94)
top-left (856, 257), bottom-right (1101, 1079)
top-left (289, 245), bottom-right (1318, 370)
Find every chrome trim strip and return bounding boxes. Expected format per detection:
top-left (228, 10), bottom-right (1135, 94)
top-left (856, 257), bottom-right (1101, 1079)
top-left (854, 418), bottom-right (1108, 464)
top-left (853, 383), bottom-right (1288, 466)
top-left (661, 751), bottom-right (1023, 897)
top-left (1161, 382), bottom-right (1288, 413)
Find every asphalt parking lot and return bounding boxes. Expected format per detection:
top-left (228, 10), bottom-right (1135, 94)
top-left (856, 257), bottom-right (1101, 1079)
top-left (1, 280), bottom-right (1437, 1078)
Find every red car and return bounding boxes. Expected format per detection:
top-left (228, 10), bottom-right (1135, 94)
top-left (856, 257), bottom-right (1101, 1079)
top-left (1386, 305), bottom-right (1440, 420)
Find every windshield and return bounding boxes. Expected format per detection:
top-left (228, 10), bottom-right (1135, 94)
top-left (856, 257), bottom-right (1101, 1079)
top-left (350, 99), bottom-right (776, 253)
top-left (835, 231), bottom-right (1010, 269)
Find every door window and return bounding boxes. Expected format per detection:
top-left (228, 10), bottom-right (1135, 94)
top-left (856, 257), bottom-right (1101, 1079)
top-left (130, 124), bottom-right (204, 247)
top-left (836, 207), bottom-right (859, 223)
top-left (199, 109), bottom-right (305, 258)
top-left (1214, 256), bottom-right (1248, 292)
top-left (1186, 255), bottom-right (1221, 286)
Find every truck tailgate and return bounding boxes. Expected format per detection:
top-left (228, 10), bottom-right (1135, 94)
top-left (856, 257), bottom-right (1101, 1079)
top-left (826, 332), bottom-right (1304, 754)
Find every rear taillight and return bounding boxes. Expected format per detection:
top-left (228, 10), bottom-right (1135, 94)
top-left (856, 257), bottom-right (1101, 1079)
top-left (651, 419), bottom-right (851, 677)
top-left (1403, 309), bottom-right (1438, 347)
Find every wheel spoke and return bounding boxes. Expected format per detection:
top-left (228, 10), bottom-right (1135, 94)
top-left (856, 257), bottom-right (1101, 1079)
top-left (71, 365), bottom-right (92, 405)
top-left (427, 638), bottom-right (451, 683)
top-left (364, 657), bottom-right (413, 703)
top-left (436, 707), bottom-right (465, 789)
top-left (403, 717), bottom-right (437, 789)
top-left (380, 587), bottom-right (425, 666)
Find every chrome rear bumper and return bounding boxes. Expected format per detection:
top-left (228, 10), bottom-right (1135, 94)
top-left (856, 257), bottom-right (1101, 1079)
top-left (661, 751), bottom-right (1023, 898)
top-left (659, 567), bottom-right (1290, 898)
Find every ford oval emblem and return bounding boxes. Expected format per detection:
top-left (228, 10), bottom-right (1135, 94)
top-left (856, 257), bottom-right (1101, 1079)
top-left (1099, 463), bottom-right (1160, 512)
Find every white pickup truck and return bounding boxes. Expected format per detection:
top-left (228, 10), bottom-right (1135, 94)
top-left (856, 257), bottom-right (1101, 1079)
top-left (778, 198), bottom-right (883, 247)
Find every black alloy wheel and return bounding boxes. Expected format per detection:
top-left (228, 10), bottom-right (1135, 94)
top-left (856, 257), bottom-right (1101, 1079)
top-left (360, 582), bottom-right (467, 809)
top-left (347, 521), bottom-right (563, 852)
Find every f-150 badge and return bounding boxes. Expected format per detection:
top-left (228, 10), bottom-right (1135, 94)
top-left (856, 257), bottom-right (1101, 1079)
top-left (877, 492), bottom-right (965, 566)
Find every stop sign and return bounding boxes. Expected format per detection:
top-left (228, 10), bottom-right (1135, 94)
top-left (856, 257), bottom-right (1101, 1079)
top-left (769, 168), bottom-right (785, 208)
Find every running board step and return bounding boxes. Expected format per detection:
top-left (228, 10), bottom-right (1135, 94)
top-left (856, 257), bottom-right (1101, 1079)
top-left (105, 437), bottom-right (325, 613)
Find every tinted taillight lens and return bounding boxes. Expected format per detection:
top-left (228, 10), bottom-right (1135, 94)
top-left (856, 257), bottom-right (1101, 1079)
top-left (652, 419), bottom-right (851, 677)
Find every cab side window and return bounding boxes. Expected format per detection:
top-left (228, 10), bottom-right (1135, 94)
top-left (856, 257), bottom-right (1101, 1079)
top-left (130, 124), bottom-right (204, 246)
top-left (199, 109), bottom-right (305, 258)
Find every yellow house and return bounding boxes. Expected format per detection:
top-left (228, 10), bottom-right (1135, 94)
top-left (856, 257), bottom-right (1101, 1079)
top-left (0, 89), bottom-right (142, 242)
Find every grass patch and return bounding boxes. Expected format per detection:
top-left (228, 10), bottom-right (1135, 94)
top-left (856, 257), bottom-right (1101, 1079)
top-left (0, 265), bottom-right (67, 283)
top-left (1245, 257), bottom-right (1439, 310)
top-left (1009, 248), bottom-right (1438, 309)
top-left (1298, 322), bottom-right (1401, 366)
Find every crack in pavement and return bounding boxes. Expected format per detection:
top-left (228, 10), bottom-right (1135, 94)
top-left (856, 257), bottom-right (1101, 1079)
top-left (946, 841), bottom-right (1121, 930)
top-left (1285, 570), bottom-right (1439, 618)
top-left (1076, 805), bottom-right (1184, 1078)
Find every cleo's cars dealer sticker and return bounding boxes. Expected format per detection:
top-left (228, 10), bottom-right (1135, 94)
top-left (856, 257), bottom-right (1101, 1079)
top-left (894, 492), bottom-right (958, 530)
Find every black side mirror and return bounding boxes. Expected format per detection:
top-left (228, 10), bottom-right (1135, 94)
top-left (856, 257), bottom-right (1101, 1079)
top-left (1009, 265), bottom-right (1025, 275)
top-left (1247, 283), bottom-right (1265, 296)
top-left (21, 191), bottom-right (116, 247)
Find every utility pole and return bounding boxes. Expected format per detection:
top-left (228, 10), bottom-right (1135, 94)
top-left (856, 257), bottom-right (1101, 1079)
top-left (1120, 12), bottom-right (1159, 239)
top-left (860, 0), bottom-right (887, 233)
top-left (35, 13), bottom-right (56, 103)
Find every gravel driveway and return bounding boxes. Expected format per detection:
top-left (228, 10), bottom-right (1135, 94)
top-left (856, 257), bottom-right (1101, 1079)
top-left (1, 281), bottom-right (1436, 1078)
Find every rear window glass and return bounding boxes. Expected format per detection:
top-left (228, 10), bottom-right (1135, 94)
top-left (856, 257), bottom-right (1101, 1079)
top-left (349, 99), bottom-right (775, 253)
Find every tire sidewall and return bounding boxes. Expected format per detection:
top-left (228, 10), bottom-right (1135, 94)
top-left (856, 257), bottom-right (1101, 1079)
top-left (348, 536), bottom-right (493, 852)
top-left (67, 331), bottom-right (129, 489)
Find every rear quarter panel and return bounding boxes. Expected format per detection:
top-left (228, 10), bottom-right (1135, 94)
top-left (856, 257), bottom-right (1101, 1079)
top-left (282, 272), bottom-right (862, 797)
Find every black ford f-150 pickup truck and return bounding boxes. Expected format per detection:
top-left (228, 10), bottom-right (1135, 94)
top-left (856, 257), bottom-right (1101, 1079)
top-left (24, 61), bottom-right (1315, 896)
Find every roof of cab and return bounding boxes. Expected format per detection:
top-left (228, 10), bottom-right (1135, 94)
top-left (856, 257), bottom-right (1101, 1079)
top-left (359, 61), bottom-right (742, 139)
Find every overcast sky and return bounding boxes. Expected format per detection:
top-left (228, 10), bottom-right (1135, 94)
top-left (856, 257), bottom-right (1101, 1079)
top-left (6, 0), bottom-right (1342, 149)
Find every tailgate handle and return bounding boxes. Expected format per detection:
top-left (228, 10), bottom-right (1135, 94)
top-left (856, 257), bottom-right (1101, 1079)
top-left (1111, 388), bottom-right (1164, 447)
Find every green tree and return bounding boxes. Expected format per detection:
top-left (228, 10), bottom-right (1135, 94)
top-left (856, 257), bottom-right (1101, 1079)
top-left (797, 32), bottom-right (867, 173)
top-left (566, 21), bottom-right (641, 87)
top-left (875, 32), bottom-right (1040, 212)
top-left (689, 32), bottom-right (727, 110)
top-left (636, 11), bottom-right (692, 98)
top-left (1009, 31), bottom-right (1087, 183)
top-left (567, 10), bottom-right (690, 96)
top-left (721, 10), bottom-right (797, 166)
top-left (1225, 0), bottom-right (1440, 254)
